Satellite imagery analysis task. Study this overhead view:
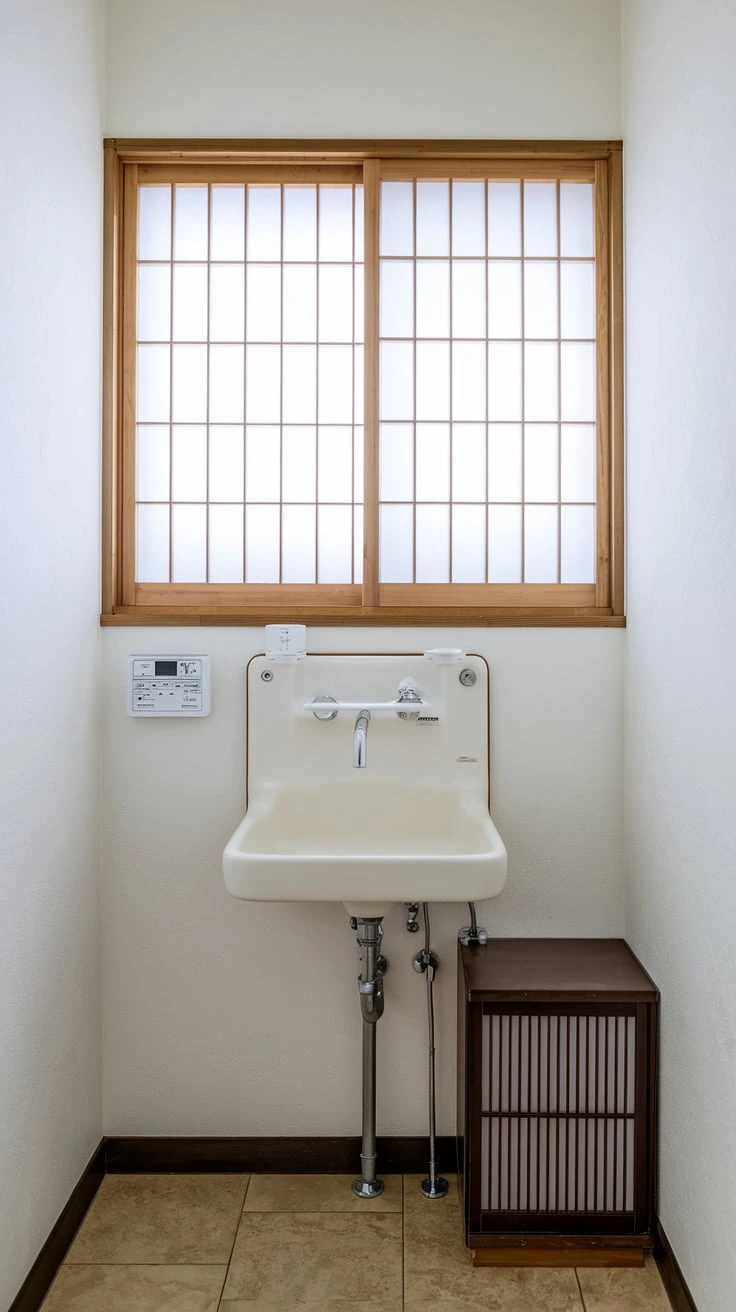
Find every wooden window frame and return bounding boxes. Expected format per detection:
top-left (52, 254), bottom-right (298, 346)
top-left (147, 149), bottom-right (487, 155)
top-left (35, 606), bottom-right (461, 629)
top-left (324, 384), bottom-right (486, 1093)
top-left (102, 139), bottom-right (624, 628)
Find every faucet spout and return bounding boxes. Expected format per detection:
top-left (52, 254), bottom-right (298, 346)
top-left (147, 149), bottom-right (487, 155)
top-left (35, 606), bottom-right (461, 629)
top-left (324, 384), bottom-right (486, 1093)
top-left (353, 710), bottom-right (371, 768)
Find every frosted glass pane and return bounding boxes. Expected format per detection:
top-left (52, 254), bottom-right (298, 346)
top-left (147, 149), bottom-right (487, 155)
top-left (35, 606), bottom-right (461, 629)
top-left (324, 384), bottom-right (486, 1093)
top-left (209, 345), bottom-right (244, 422)
top-left (245, 504), bottom-right (279, 582)
top-left (452, 182), bottom-right (485, 256)
top-left (488, 263), bottom-right (521, 338)
top-left (247, 188), bottom-right (281, 261)
top-left (523, 183), bottom-right (558, 257)
top-left (488, 424), bottom-right (522, 502)
top-left (452, 424), bottom-right (485, 500)
top-left (247, 265), bottom-right (281, 342)
top-left (172, 345), bottom-right (207, 422)
top-left (380, 342), bottom-right (414, 420)
top-left (139, 186), bottom-right (171, 261)
top-left (209, 504), bottom-right (244, 582)
top-left (172, 425), bottom-right (206, 500)
top-left (210, 265), bottom-right (245, 341)
top-left (452, 263), bottom-right (485, 338)
top-left (452, 504), bottom-right (486, 582)
top-left (137, 345), bottom-right (170, 422)
top-left (380, 504), bottom-right (413, 582)
top-left (524, 262), bottom-right (558, 339)
top-left (209, 426), bottom-right (244, 501)
top-left (137, 426), bottom-right (170, 501)
top-left (319, 265), bottom-right (353, 342)
top-left (416, 261), bottom-right (450, 338)
top-left (561, 505), bottom-right (595, 583)
top-left (380, 261), bottom-right (414, 338)
top-left (283, 265), bottom-right (316, 341)
top-left (283, 187), bottom-right (316, 261)
top-left (561, 424), bottom-right (596, 501)
top-left (416, 424), bottom-right (449, 501)
top-left (246, 345), bottom-right (280, 422)
top-left (561, 262), bottom-right (595, 339)
top-left (354, 347), bottom-right (364, 423)
top-left (488, 183), bottom-right (521, 257)
top-left (172, 504), bottom-right (206, 582)
top-left (172, 265), bottom-right (207, 341)
top-left (416, 342), bottom-right (450, 421)
top-left (561, 343), bottom-right (596, 421)
top-left (318, 345), bottom-right (352, 423)
top-left (319, 187), bottom-right (353, 261)
top-left (245, 426), bottom-right (280, 501)
top-left (416, 182), bottom-right (449, 256)
top-left (318, 426), bottom-right (352, 501)
top-left (380, 182), bottom-right (414, 256)
top-left (524, 343), bottom-right (559, 421)
top-left (354, 505), bottom-right (363, 583)
top-left (416, 504), bottom-right (449, 582)
top-left (524, 424), bottom-right (558, 501)
top-left (524, 504), bottom-right (558, 583)
top-left (282, 426), bottom-right (316, 501)
top-left (354, 265), bottom-right (364, 343)
top-left (136, 504), bottom-right (169, 582)
top-left (282, 505), bottom-right (316, 582)
top-left (138, 265), bottom-right (170, 341)
top-left (318, 505), bottom-right (352, 583)
top-left (173, 187), bottom-right (208, 261)
top-left (452, 343), bottom-right (485, 421)
top-left (488, 505), bottom-right (521, 582)
top-left (283, 345), bottom-right (317, 423)
top-left (560, 183), bottom-right (594, 258)
top-left (354, 187), bottom-right (364, 260)
top-left (488, 343), bottom-right (522, 420)
top-left (210, 187), bottom-right (245, 261)
top-left (354, 427), bottom-right (364, 501)
top-left (380, 424), bottom-right (413, 501)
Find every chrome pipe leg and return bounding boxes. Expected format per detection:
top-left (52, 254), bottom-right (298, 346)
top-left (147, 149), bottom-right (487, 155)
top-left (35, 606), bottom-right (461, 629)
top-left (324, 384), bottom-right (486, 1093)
top-left (415, 904), bottom-right (449, 1200)
top-left (352, 917), bottom-right (385, 1199)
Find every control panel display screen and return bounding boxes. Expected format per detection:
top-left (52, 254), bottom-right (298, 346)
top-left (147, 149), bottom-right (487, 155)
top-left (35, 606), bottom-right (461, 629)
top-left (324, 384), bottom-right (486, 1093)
top-left (154, 660), bottom-right (179, 677)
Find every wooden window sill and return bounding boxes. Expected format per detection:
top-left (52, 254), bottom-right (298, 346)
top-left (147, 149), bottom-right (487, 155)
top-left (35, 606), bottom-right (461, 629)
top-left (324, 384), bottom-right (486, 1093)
top-left (101, 608), bottom-right (625, 628)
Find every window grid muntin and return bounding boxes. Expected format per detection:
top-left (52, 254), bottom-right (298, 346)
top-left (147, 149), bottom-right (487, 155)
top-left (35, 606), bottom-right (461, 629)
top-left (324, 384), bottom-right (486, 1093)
top-left (377, 179), bottom-right (597, 586)
top-left (134, 181), bottom-right (364, 586)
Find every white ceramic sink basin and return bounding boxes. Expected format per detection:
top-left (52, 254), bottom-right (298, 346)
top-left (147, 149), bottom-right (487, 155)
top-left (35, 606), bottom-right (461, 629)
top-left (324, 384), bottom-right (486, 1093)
top-left (224, 782), bottom-right (507, 917)
top-left (223, 653), bottom-right (508, 917)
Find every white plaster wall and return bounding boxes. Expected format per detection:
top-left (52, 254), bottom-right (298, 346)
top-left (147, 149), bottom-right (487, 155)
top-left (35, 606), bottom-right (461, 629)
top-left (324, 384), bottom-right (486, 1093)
top-left (622, 3), bottom-right (736, 1308)
top-left (102, 0), bottom-right (625, 1139)
top-left (0, 2), bottom-right (104, 1305)
top-left (105, 0), bottom-right (621, 140)
top-left (103, 627), bottom-right (624, 1134)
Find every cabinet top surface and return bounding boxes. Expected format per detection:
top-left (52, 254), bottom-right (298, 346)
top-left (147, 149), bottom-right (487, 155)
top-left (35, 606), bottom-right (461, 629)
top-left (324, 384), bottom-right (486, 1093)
top-left (460, 938), bottom-right (658, 1001)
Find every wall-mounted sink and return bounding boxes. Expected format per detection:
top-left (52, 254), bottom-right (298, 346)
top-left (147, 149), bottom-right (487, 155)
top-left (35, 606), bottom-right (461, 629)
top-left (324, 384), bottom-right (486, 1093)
top-left (222, 653), bottom-right (508, 917)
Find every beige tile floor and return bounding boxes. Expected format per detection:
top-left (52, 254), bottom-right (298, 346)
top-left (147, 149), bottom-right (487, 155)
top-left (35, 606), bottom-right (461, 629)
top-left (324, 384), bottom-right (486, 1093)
top-left (42, 1173), bottom-right (673, 1311)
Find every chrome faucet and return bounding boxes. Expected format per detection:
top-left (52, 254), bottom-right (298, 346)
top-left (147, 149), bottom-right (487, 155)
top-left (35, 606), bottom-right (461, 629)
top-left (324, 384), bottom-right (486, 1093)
top-left (353, 710), bottom-right (371, 768)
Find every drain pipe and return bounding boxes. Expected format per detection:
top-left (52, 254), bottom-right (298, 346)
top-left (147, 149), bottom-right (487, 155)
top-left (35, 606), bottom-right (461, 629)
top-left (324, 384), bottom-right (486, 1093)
top-left (351, 917), bottom-right (388, 1198)
top-left (412, 903), bottom-right (449, 1199)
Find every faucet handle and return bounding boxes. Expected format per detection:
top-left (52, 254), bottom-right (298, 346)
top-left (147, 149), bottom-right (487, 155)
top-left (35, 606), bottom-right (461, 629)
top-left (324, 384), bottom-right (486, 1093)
top-left (397, 677), bottom-right (423, 721)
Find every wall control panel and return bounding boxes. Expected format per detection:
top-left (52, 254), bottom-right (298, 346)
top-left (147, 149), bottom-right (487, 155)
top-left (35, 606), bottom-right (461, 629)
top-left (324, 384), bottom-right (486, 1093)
top-left (127, 656), bottom-right (211, 717)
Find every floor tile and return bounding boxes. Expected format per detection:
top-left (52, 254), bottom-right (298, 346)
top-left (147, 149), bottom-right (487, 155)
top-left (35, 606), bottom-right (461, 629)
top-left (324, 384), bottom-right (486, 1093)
top-left (404, 1185), bottom-right (583, 1311)
top-left (65, 1174), bottom-right (249, 1264)
top-left (577, 1256), bottom-right (671, 1310)
top-left (222, 1211), bottom-right (402, 1307)
top-left (244, 1173), bottom-right (401, 1213)
top-left (41, 1264), bottom-right (225, 1311)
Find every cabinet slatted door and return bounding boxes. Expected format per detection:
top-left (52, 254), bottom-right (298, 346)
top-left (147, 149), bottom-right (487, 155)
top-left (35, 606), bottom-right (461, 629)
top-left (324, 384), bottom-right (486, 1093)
top-left (457, 940), bottom-right (658, 1267)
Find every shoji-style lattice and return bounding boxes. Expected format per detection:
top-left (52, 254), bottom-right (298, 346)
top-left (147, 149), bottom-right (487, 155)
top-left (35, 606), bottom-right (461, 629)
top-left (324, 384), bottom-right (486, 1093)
top-left (134, 179), bottom-right (364, 585)
top-left (378, 178), bottom-right (598, 587)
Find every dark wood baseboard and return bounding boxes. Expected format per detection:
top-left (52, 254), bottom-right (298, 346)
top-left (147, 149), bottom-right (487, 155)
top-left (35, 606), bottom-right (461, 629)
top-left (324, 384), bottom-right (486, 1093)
top-left (472, 1246), bottom-right (645, 1268)
top-left (654, 1219), bottom-right (699, 1312)
top-left (8, 1140), bottom-right (105, 1312)
top-left (104, 1134), bottom-right (457, 1175)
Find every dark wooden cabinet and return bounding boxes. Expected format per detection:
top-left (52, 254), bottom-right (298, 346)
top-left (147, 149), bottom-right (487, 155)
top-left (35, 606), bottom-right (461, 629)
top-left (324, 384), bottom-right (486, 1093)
top-left (457, 939), bottom-right (658, 1267)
